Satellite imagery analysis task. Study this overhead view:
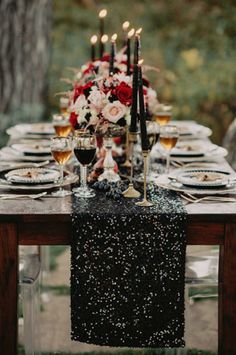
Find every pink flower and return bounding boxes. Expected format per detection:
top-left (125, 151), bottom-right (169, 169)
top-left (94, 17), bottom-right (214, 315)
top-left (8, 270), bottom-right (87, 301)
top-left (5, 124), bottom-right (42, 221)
top-left (102, 101), bottom-right (127, 124)
top-left (88, 89), bottom-right (107, 111)
top-left (73, 94), bottom-right (87, 114)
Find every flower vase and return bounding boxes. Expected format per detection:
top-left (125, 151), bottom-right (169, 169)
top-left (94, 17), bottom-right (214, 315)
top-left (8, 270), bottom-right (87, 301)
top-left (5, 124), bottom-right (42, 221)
top-left (98, 137), bottom-right (120, 182)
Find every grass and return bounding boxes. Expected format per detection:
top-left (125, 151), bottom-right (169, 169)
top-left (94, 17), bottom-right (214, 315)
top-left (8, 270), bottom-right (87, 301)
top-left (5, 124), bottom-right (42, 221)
top-left (18, 346), bottom-right (217, 355)
top-left (49, 246), bottom-right (68, 271)
top-left (42, 284), bottom-right (70, 296)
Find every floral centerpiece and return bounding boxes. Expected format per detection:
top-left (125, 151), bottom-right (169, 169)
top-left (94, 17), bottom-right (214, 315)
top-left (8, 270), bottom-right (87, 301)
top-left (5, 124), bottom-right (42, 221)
top-left (69, 72), bottom-right (132, 134)
top-left (69, 59), bottom-right (159, 134)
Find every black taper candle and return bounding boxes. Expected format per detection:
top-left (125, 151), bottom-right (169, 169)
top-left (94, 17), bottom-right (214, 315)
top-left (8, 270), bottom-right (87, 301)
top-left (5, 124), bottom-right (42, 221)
top-left (129, 33), bottom-right (140, 133)
top-left (129, 63), bottom-right (138, 133)
top-left (90, 35), bottom-right (97, 62)
top-left (109, 39), bottom-right (116, 76)
top-left (99, 19), bottom-right (104, 58)
top-left (127, 37), bottom-right (131, 75)
top-left (138, 64), bottom-right (149, 151)
top-left (91, 45), bottom-right (95, 61)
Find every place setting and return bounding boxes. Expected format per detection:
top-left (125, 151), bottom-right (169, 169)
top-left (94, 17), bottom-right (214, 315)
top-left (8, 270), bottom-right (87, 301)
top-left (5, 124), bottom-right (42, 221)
top-left (6, 122), bottom-right (54, 139)
top-left (155, 166), bottom-right (236, 202)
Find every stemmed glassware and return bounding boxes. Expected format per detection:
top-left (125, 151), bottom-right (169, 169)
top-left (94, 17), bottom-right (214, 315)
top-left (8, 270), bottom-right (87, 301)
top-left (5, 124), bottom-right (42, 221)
top-left (51, 136), bottom-right (72, 196)
top-left (154, 104), bottom-right (172, 126)
top-left (73, 133), bottom-right (96, 198)
top-left (59, 97), bottom-right (69, 116)
top-left (52, 114), bottom-right (72, 138)
top-left (159, 125), bottom-right (179, 173)
top-left (146, 121), bottom-right (160, 180)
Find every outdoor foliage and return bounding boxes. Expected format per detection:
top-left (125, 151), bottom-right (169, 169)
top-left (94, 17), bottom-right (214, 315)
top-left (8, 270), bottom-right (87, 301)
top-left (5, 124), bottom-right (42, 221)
top-left (18, 345), bottom-right (217, 355)
top-left (50, 0), bottom-right (236, 144)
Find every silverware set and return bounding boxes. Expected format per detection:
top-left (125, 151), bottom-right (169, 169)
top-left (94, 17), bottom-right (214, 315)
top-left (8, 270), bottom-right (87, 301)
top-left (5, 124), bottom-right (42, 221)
top-left (180, 192), bottom-right (236, 204)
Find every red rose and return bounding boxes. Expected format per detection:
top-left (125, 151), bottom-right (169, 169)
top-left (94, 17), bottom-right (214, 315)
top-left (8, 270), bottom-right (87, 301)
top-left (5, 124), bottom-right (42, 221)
top-left (101, 54), bottom-right (110, 62)
top-left (83, 63), bottom-right (95, 75)
top-left (73, 85), bottom-right (84, 102)
top-left (69, 112), bottom-right (78, 128)
top-left (115, 82), bottom-right (132, 106)
top-left (73, 81), bottom-right (93, 102)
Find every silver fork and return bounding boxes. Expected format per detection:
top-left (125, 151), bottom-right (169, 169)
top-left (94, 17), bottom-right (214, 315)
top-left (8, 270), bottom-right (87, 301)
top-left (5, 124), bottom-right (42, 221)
top-left (180, 193), bottom-right (236, 204)
top-left (0, 192), bottom-right (47, 200)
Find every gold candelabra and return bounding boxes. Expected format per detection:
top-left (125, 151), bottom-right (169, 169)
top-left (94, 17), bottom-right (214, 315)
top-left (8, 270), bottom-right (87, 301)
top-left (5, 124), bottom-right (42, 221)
top-left (135, 150), bottom-right (153, 207)
top-left (123, 132), bottom-right (140, 198)
top-left (121, 126), bottom-right (132, 168)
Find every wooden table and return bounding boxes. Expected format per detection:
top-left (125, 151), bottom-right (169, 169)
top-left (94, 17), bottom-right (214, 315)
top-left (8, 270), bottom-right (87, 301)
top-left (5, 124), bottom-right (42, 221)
top-left (0, 191), bottom-right (236, 354)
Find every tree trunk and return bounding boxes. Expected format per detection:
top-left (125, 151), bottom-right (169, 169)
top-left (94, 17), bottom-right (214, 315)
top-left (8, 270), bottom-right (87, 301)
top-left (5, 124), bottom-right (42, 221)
top-left (0, 0), bottom-right (52, 136)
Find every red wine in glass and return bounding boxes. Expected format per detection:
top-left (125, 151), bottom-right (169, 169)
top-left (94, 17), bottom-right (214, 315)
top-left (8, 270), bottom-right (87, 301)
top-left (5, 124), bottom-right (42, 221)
top-left (74, 147), bottom-right (96, 165)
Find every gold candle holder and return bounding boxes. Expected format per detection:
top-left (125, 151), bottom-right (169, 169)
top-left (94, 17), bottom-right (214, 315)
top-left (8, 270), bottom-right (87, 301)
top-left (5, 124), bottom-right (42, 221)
top-left (121, 126), bottom-right (132, 168)
top-left (123, 132), bottom-right (140, 198)
top-left (135, 150), bottom-right (153, 207)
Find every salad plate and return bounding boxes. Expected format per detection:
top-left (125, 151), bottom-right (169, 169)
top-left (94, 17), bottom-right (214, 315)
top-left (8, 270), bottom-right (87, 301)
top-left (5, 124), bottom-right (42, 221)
top-left (0, 166), bottom-right (78, 191)
top-left (175, 169), bottom-right (230, 188)
top-left (11, 143), bottom-right (51, 156)
top-left (171, 121), bottom-right (212, 139)
top-left (5, 168), bottom-right (60, 184)
top-left (155, 168), bottom-right (236, 195)
top-left (0, 147), bottom-right (53, 162)
top-left (7, 123), bottom-right (54, 137)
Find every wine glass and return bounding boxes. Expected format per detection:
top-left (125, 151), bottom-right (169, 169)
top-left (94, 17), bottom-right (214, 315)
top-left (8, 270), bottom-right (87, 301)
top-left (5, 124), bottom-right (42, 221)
top-left (146, 121), bottom-right (160, 180)
top-left (73, 133), bottom-right (96, 198)
top-left (147, 121), bottom-right (160, 151)
top-left (52, 114), bottom-right (72, 137)
top-left (159, 125), bottom-right (179, 173)
top-left (51, 136), bottom-right (72, 197)
top-left (60, 97), bottom-right (69, 116)
top-left (154, 104), bottom-right (172, 126)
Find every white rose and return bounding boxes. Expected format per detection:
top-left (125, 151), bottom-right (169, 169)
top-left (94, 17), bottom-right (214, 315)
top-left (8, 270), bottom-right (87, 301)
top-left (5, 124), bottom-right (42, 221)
top-left (88, 89), bottom-right (107, 111)
top-left (73, 95), bottom-right (87, 114)
top-left (77, 108), bottom-right (98, 125)
top-left (147, 88), bottom-right (159, 113)
top-left (113, 72), bottom-right (132, 85)
top-left (102, 101), bottom-right (127, 124)
top-left (115, 53), bottom-right (126, 63)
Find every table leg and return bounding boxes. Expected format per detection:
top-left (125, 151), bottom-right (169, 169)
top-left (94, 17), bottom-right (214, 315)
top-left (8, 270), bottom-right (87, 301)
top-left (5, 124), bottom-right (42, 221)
top-left (219, 223), bottom-right (236, 354)
top-left (0, 223), bottom-right (18, 355)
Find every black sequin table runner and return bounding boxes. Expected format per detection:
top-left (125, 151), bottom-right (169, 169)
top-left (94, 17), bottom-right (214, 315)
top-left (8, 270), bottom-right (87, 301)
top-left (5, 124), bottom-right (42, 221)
top-left (71, 187), bottom-right (187, 348)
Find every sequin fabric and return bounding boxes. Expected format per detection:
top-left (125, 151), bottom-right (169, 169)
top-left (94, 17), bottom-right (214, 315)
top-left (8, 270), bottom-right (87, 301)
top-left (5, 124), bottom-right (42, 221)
top-left (71, 187), bottom-right (187, 348)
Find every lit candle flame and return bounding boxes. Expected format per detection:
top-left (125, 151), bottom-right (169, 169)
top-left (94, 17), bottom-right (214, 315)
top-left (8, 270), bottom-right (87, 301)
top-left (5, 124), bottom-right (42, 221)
top-left (99, 9), bottom-right (107, 18)
top-left (122, 21), bottom-right (130, 31)
top-left (111, 33), bottom-right (117, 42)
top-left (136, 27), bottom-right (142, 35)
top-left (101, 34), bottom-right (109, 43)
top-left (90, 35), bottom-right (98, 44)
top-left (138, 59), bottom-right (144, 65)
top-left (128, 28), bottom-right (135, 38)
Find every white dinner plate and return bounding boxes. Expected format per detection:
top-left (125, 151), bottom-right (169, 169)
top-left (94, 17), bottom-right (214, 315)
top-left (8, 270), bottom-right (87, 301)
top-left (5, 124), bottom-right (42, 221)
top-left (0, 166), bottom-right (78, 191)
top-left (171, 121), bottom-right (212, 139)
top-left (175, 169), bottom-right (230, 188)
top-left (11, 143), bottom-right (51, 156)
top-left (155, 168), bottom-right (236, 195)
top-left (171, 141), bottom-right (206, 157)
top-left (7, 123), bottom-right (54, 137)
top-left (0, 147), bottom-right (53, 162)
top-left (5, 168), bottom-right (60, 184)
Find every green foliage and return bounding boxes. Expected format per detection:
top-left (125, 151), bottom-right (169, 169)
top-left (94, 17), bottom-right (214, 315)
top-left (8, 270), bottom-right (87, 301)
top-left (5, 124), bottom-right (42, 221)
top-left (49, 245), bottom-right (67, 270)
top-left (49, 0), bottom-right (236, 144)
top-left (18, 345), bottom-right (216, 355)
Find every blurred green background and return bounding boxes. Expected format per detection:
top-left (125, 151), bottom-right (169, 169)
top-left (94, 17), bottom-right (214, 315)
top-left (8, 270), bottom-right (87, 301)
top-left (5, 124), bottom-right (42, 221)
top-left (49, 0), bottom-right (236, 144)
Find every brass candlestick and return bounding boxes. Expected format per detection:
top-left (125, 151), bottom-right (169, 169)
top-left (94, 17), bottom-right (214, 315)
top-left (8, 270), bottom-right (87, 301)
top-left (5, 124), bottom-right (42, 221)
top-left (123, 132), bottom-right (140, 198)
top-left (135, 150), bottom-right (153, 207)
top-left (121, 126), bottom-right (132, 168)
